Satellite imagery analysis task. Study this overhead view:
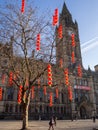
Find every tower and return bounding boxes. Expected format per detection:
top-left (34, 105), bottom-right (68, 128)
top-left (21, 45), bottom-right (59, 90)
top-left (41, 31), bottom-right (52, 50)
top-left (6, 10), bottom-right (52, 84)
top-left (56, 2), bottom-right (82, 68)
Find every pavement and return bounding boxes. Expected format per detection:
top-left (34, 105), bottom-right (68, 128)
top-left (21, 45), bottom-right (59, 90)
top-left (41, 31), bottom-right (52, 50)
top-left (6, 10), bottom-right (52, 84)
top-left (0, 119), bottom-right (98, 130)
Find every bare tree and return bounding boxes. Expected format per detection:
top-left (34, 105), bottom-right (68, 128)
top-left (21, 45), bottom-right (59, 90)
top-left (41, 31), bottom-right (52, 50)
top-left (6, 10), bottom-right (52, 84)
top-left (0, 3), bottom-right (56, 130)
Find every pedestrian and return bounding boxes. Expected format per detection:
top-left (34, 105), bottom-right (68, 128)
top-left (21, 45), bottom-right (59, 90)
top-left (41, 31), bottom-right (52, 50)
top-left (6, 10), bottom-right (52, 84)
top-left (48, 117), bottom-right (54, 130)
top-left (53, 115), bottom-right (56, 126)
top-left (93, 116), bottom-right (96, 123)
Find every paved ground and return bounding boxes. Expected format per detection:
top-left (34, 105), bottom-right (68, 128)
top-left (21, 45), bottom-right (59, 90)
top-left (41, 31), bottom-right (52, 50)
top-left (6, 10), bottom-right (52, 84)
top-left (0, 119), bottom-right (98, 130)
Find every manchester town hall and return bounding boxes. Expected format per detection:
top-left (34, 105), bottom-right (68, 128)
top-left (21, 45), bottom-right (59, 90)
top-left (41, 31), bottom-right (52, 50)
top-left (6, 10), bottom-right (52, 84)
top-left (0, 2), bottom-right (98, 120)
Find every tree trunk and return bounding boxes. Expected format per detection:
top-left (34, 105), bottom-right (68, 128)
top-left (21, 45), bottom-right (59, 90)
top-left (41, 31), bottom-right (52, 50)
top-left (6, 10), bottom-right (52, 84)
top-left (21, 92), bottom-right (30, 130)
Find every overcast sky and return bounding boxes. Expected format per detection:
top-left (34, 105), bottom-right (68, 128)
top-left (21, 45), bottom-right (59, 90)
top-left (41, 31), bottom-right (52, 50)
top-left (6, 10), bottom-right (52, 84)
top-left (0, 0), bottom-right (98, 70)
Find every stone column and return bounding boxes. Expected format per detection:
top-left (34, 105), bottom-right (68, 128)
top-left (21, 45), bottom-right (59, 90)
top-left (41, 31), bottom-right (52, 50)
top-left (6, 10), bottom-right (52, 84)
top-left (89, 76), bottom-right (96, 114)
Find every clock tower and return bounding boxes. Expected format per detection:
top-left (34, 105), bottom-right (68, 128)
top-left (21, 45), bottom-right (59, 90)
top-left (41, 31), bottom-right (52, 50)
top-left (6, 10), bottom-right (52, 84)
top-left (56, 2), bottom-right (82, 68)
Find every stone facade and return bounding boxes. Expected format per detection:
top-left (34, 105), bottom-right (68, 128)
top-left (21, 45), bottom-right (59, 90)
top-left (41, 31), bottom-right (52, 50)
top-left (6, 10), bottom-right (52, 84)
top-left (0, 2), bottom-right (98, 120)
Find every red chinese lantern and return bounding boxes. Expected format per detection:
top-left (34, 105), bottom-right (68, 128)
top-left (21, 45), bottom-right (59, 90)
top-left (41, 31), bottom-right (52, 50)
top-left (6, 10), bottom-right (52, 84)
top-left (43, 86), bottom-right (47, 95)
top-left (17, 85), bottom-right (23, 104)
top-left (52, 8), bottom-right (58, 26)
top-left (36, 34), bottom-right (40, 51)
top-left (68, 86), bottom-right (72, 101)
top-left (9, 72), bottom-right (13, 86)
top-left (0, 87), bottom-right (2, 101)
top-left (21, 0), bottom-right (25, 13)
top-left (47, 64), bottom-right (52, 86)
top-left (71, 33), bottom-right (76, 47)
top-left (77, 64), bottom-right (82, 77)
top-left (56, 88), bottom-right (59, 98)
top-left (71, 51), bottom-right (75, 63)
top-left (31, 86), bottom-right (35, 99)
top-left (64, 68), bottom-right (69, 86)
top-left (58, 24), bottom-right (62, 39)
top-left (49, 92), bottom-right (53, 107)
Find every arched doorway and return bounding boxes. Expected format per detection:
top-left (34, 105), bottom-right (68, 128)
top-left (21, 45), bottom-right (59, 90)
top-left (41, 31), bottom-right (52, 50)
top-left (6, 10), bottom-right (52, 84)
top-left (80, 106), bottom-right (86, 119)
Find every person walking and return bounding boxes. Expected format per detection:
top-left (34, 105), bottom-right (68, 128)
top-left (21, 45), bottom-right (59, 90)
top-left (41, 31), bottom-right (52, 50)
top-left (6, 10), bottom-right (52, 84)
top-left (53, 115), bottom-right (56, 126)
top-left (48, 117), bottom-right (54, 130)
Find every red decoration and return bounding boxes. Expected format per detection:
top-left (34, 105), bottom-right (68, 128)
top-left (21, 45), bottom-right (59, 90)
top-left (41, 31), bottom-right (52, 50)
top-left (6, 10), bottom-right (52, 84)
top-left (64, 68), bottom-right (69, 86)
top-left (58, 24), bottom-right (62, 39)
top-left (36, 34), bottom-right (40, 51)
top-left (21, 0), bottom-right (25, 13)
top-left (43, 86), bottom-right (47, 95)
top-left (52, 8), bottom-right (58, 26)
top-left (47, 64), bottom-right (52, 86)
top-left (68, 86), bottom-right (72, 101)
top-left (77, 64), bottom-right (82, 77)
top-left (17, 85), bottom-right (23, 104)
top-left (31, 86), bottom-right (35, 99)
top-left (49, 92), bottom-right (53, 107)
top-left (9, 72), bottom-right (13, 86)
top-left (56, 88), bottom-right (58, 98)
top-left (0, 87), bottom-right (2, 101)
top-left (71, 33), bottom-right (76, 47)
top-left (71, 51), bottom-right (75, 63)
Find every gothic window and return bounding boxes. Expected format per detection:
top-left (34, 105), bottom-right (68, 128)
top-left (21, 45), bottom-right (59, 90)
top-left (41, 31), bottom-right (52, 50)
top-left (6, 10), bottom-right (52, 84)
top-left (7, 87), bottom-right (14, 100)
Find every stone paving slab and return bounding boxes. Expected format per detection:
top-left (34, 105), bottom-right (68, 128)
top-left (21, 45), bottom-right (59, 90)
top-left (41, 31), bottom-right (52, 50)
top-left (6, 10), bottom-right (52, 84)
top-left (0, 119), bottom-right (98, 130)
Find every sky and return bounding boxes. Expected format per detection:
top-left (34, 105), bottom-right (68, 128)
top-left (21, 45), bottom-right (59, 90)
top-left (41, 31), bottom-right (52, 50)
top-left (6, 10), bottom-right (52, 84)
top-left (0, 0), bottom-right (98, 70)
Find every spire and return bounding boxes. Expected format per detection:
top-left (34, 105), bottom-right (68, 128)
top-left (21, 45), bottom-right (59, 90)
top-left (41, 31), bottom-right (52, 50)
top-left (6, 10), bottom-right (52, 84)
top-left (61, 2), bottom-right (71, 16)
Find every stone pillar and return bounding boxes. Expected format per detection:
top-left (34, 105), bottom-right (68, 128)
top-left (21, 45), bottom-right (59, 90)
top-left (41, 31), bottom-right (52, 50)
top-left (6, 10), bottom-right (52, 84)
top-left (89, 76), bottom-right (96, 114)
top-left (70, 73), bottom-right (75, 115)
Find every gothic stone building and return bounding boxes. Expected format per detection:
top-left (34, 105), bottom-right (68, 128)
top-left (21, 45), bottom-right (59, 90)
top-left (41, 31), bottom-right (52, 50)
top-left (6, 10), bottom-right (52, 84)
top-left (0, 3), bottom-right (98, 120)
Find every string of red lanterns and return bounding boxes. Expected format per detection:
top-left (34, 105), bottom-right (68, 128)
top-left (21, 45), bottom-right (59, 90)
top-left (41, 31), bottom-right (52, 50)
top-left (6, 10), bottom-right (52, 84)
top-left (21, 0), bottom-right (25, 13)
top-left (64, 68), bottom-right (69, 86)
top-left (68, 86), bottom-right (72, 101)
top-left (52, 8), bottom-right (58, 26)
top-left (58, 24), bottom-right (63, 39)
top-left (36, 34), bottom-right (41, 51)
top-left (47, 64), bottom-right (52, 86)
top-left (31, 86), bottom-right (35, 99)
top-left (49, 92), bottom-right (53, 107)
top-left (0, 87), bottom-right (2, 101)
top-left (71, 33), bottom-right (76, 47)
top-left (77, 64), bottom-right (82, 77)
top-left (17, 85), bottom-right (23, 104)
top-left (71, 51), bottom-right (75, 63)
